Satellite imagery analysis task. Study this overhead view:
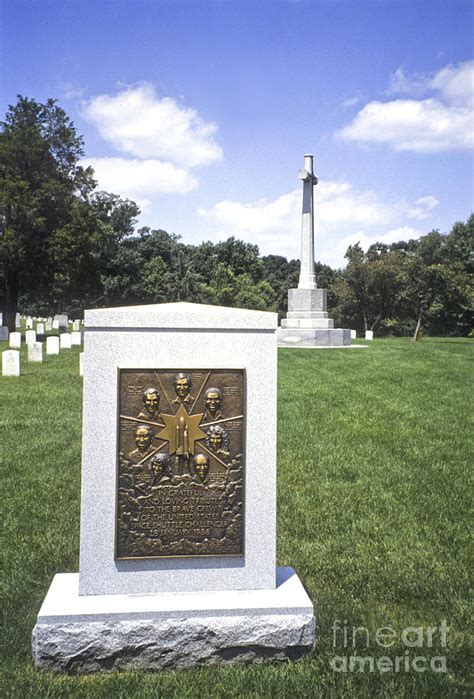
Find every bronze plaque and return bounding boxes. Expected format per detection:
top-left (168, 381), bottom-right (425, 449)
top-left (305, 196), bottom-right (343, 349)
top-left (116, 369), bottom-right (245, 559)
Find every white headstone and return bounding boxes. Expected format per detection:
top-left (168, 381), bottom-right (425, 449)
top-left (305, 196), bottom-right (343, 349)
top-left (54, 314), bottom-right (68, 329)
top-left (0, 312), bottom-right (2, 324)
top-left (365, 330), bottom-right (374, 340)
top-left (26, 317), bottom-right (33, 329)
top-left (52, 320), bottom-right (59, 330)
top-left (28, 341), bottom-right (43, 363)
top-left (351, 330), bottom-right (357, 339)
top-left (73, 320), bottom-right (80, 331)
top-left (79, 352), bottom-right (84, 376)
top-left (2, 349), bottom-right (20, 376)
top-left (60, 333), bottom-right (72, 349)
top-left (71, 331), bottom-right (82, 346)
top-left (9, 332), bottom-right (21, 349)
top-left (15, 313), bottom-right (21, 328)
top-left (25, 330), bottom-right (36, 345)
top-left (46, 336), bottom-right (60, 355)
top-left (45, 320), bottom-right (53, 331)
top-left (36, 322), bottom-right (45, 335)
top-left (0, 326), bottom-right (9, 342)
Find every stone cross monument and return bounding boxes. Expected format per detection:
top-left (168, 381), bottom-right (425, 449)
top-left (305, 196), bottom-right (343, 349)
top-left (298, 155), bottom-right (318, 290)
top-left (277, 155), bottom-right (351, 347)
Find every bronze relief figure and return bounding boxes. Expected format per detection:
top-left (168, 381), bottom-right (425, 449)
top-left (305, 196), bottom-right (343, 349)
top-left (117, 368), bottom-right (245, 559)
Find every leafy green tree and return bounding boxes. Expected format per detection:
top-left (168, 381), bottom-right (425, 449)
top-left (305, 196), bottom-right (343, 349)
top-left (193, 237), bottom-right (264, 285)
top-left (395, 225), bottom-right (473, 341)
top-left (0, 96), bottom-right (96, 329)
top-left (335, 243), bottom-right (371, 332)
top-left (101, 227), bottom-right (180, 306)
top-left (261, 254), bottom-right (299, 317)
top-left (172, 248), bottom-right (206, 302)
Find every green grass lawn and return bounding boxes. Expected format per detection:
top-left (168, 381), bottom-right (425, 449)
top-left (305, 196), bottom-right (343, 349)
top-left (1, 337), bottom-right (472, 698)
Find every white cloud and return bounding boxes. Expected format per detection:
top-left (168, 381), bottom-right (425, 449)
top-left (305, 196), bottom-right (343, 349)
top-left (407, 195), bottom-right (439, 220)
top-left (82, 157), bottom-right (198, 203)
top-left (316, 181), bottom-right (393, 224)
top-left (197, 181), bottom-right (437, 266)
top-left (429, 62), bottom-right (474, 107)
top-left (83, 83), bottom-right (223, 167)
top-left (61, 82), bottom-right (86, 100)
top-left (341, 93), bottom-right (364, 110)
top-left (387, 66), bottom-right (427, 97)
top-left (337, 61), bottom-right (474, 152)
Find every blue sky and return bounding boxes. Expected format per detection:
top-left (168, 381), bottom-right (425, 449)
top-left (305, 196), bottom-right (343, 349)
top-left (2, 0), bottom-right (473, 267)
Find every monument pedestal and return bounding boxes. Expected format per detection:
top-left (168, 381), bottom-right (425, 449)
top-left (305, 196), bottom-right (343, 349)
top-left (32, 568), bottom-right (315, 672)
top-left (32, 302), bottom-right (315, 673)
top-left (278, 288), bottom-right (351, 347)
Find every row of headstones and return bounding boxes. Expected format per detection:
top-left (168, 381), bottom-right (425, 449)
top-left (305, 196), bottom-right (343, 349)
top-left (0, 316), bottom-right (83, 342)
top-left (22, 317), bottom-right (82, 331)
top-left (2, 347), bottom-right (84, 377)
top-left (2, 324), bottom-right (84, 376)
top-left (7, 331), bottom-right (82, 349)
top-left (351, 330), bottom-right (374, 340)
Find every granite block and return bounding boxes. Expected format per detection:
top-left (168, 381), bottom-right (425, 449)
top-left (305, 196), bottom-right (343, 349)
top-left (288, 288), bottom-right (327, 313)
top-left (286, 312), bottom-right (328, 319)
top-left (32, 568), bottom-right (315, 673)
top-left (277, 328), bottom-right (351, 347)
top-left (80, 302), bottom-right (278, 595)
top-left (281, 318), bottom-right (334, 329)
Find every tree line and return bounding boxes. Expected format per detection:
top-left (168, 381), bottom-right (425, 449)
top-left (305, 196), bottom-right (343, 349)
top-left (1, 96), bottom-right (472, 339)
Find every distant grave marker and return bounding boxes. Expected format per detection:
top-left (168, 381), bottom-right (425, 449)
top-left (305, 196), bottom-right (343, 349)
top-left (0, 326), bottom-right (9, 342)
top-left (46, 336), bottom-right (60, 355)
top-left (9, 332), bottom-right (21, 349)
top-left (2, 349), bottom-right (20, 376)
top-left (28, 342), bottom-right (43, 363)
top-left (60, 333), bottom-right (72, 349)
top-left (365, 330), bottom-right (374, 341)
top-left (71, 331), bottom-right (82, 346)
top-left (54, 314), bottom-right (68, 329)
top-left (25, 330), bottom-right (37, 345)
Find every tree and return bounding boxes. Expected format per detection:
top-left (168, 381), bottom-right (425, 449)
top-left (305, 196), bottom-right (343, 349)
top-left (337, 243), bottom-right (371, 332)
top-left (394, 232), bottom-right (447, 341)
top-left (0, 96), bottom-right (96, 329)
top-left (172, 248), bottom-right (206, 302)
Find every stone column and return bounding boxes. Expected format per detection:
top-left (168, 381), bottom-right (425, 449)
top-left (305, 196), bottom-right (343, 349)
top-left (298, 155), bottom-right (318, 290)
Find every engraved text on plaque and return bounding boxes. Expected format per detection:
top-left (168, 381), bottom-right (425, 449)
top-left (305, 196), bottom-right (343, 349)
top-left (116, 369), bottom-right (245, 558)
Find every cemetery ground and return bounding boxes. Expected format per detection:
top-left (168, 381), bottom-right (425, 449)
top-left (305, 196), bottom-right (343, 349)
top-left (0, 336), bottom-right (472, 698)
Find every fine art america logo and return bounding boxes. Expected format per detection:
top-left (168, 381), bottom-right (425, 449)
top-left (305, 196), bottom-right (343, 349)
top-left (330, 620), bottom-right (449, 673)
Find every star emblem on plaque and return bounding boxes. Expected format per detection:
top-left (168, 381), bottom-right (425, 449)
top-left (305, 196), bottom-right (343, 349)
top-left (116, 369), bottom-right (245, 559)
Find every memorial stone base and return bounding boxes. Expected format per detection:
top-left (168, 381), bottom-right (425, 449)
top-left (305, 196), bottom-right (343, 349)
top-left (32, 568), bottom-right (315, 673)
top-left (278, 288), bottom-right (351, 347)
